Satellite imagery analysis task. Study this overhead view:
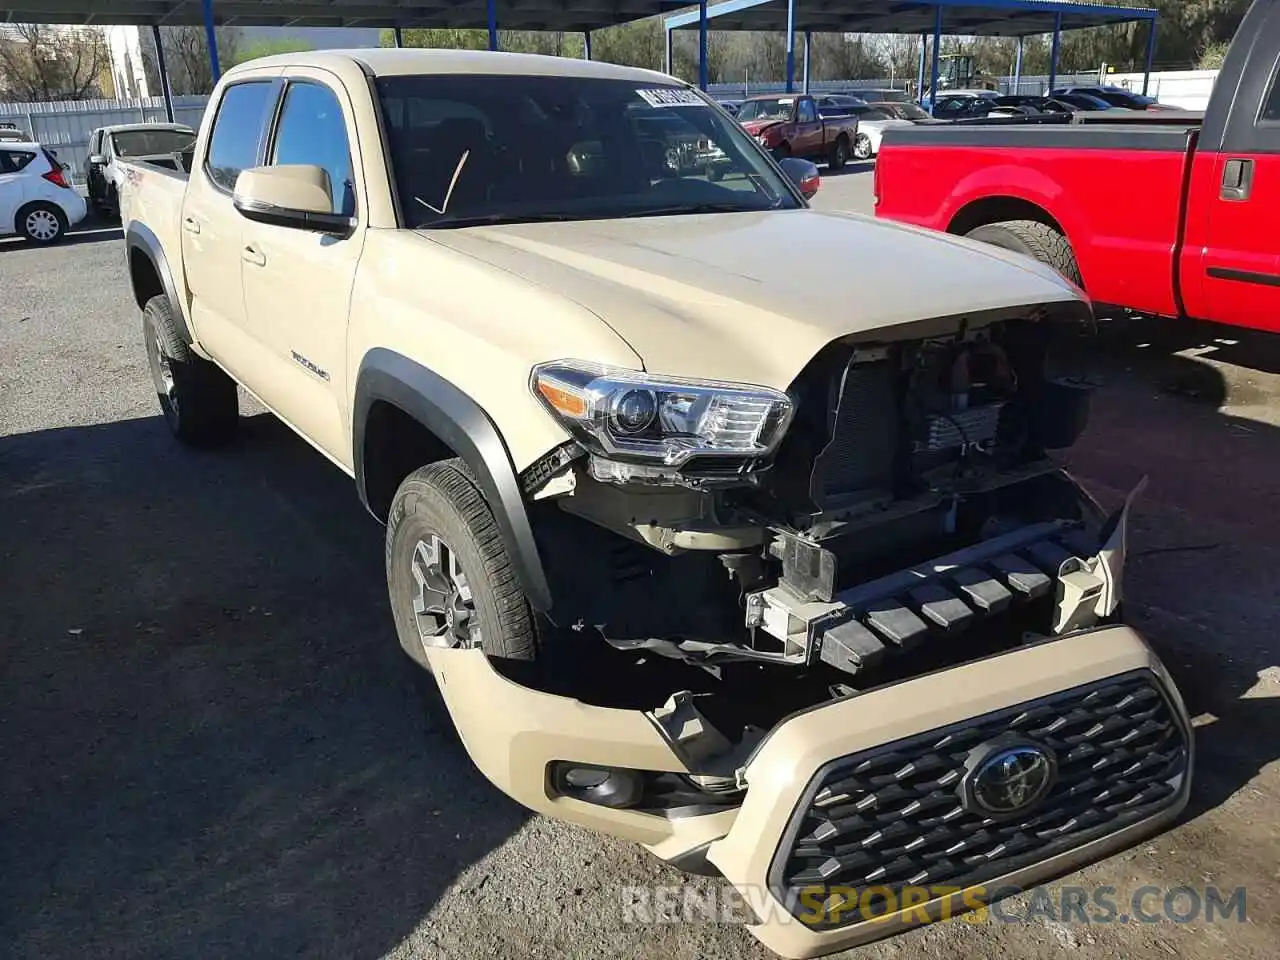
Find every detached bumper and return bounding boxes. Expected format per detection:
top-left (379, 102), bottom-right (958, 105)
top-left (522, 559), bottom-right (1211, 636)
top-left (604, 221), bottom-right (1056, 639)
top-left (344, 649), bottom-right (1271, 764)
top-left (424, 625), bottom-right (1191, 958)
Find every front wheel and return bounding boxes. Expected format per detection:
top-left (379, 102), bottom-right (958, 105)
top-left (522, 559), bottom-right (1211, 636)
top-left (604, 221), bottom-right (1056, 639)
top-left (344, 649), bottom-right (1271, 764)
top-left (386, 460), bottom-right (539, 672)
top-left (853, 133), bottom-right (874, 161)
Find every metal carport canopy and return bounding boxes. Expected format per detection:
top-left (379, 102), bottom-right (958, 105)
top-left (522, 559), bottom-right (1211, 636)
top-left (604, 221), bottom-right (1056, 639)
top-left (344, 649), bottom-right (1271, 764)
top-left (664, 0), bottom-right (1156, 36)
top-left (0, 0), bottom-right (685, 33)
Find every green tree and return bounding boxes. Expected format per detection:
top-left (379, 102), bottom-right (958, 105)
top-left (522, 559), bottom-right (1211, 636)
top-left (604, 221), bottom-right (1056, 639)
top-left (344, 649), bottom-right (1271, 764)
top-left (230, 37), bottom-right (313, 65)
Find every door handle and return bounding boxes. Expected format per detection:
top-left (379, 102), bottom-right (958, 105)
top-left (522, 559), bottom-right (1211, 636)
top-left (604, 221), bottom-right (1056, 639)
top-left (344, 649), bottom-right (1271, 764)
top-left (182, 216), bottom-right (200, 234)
top-left (242, 244), bottom-right (266, 267)
top-left (1221, 158), bottom-right (1255, 201)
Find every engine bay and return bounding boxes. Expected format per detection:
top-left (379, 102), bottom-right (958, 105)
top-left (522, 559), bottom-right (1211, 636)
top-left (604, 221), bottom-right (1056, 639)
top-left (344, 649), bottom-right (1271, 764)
top-left (518, 314), bottom-right (1129, 774)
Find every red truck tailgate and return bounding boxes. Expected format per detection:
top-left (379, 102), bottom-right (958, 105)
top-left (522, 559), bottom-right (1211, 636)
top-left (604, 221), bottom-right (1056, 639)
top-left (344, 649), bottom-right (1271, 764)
top-left (875, 125), bottom-right (1199, 318)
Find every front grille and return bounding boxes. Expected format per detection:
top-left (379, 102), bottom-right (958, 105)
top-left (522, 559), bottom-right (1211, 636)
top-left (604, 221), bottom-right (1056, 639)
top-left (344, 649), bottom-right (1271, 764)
top-left (769, 671), bottom-right (1189, 929)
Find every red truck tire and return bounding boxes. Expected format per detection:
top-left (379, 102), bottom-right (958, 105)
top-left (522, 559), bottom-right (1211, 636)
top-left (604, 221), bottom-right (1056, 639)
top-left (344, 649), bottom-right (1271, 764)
top-left (965, 220), bottom-right (1083, 289)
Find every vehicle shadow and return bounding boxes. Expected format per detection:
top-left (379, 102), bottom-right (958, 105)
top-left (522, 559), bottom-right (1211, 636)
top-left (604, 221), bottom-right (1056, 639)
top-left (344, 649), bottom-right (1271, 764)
top-left (1060, 336), bottom-right (1280, 826)
top-left (1090, 313), bottom-right (1280, 379)
top-left (0, 413), bottom-right (527, 959)
top-left (0, 227), bottom-right (122, 254)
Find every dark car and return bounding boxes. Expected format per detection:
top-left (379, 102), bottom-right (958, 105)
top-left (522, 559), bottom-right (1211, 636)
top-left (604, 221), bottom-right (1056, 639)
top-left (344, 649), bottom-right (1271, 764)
top-left (1051, 85), bottom-right (1173, 110)
top-left (991, 95), bottom-right (1083, 114)
top-left (813, 94), bottom-right (867, 114)
top-left (1046, 91), bottom-right (1119, 111)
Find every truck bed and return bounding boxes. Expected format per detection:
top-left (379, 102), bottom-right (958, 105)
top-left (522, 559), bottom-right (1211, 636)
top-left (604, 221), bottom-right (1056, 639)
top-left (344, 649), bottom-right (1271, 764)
top-left (875, 120), bottom-right (1202, 317)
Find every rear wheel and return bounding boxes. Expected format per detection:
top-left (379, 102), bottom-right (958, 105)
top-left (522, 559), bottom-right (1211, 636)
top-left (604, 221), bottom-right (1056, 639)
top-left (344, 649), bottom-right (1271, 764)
top-left (829, 136), bottom-right (850, 171)
top-left (142, 294), bottom-right (239, 445)
top-left (386, 460), bottom-right (538, 671)
top-left (965, 219), bottom-right (1083, 288)
top-left (17, 201), bottom-right (66, 244)
top-left (853, 133), bottom-right (874, 161)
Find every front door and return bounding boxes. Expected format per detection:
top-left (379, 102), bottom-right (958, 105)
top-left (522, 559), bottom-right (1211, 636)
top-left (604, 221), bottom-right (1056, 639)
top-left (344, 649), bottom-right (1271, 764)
top-left (1193, 5), bottom-right (1280, 334)
top-left (793, 98), bottom-right (823, 158)
top-left (239, 68), bottom-right (367, 466)
top-left (0, 148), bottom-right (35, 231)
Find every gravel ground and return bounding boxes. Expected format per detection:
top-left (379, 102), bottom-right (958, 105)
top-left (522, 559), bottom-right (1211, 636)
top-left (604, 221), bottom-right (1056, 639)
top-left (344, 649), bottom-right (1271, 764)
top-left (1, 199), bottom-right (1278, 960)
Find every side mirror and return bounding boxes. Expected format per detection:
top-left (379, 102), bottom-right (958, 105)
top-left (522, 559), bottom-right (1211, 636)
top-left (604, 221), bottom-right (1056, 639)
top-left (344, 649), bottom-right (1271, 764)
top-left (88, 154), bottom-right (105, 166)
top-left (779, 156), bottom-right (821, 199)
top-left (232, 164), bottom-right (353, 236)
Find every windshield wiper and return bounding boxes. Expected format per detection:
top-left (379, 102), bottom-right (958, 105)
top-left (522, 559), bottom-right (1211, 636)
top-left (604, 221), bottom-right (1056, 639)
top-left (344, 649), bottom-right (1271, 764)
top-left (420, 212), bottom-right (580, 229)
top-left (630, 202), bottom-right (759, 218)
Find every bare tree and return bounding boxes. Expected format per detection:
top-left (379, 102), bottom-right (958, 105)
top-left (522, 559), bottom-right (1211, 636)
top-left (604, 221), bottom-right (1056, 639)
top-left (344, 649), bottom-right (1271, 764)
top-left (143, 25), bottom-right (242, 96)
top-left (0, 24), bottom-right (108, 101)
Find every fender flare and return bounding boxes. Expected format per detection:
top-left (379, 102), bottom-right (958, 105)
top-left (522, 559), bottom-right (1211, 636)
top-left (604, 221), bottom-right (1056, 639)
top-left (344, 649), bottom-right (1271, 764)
top-left (353, 348), bottom-right (553, 612)
top-left (124, 221), bottom-right (191, 343)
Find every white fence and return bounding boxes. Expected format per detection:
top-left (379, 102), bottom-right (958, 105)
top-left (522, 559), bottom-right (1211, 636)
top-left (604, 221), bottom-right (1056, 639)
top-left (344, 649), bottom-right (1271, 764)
top-left (0, 95), bottom-right (210, 185)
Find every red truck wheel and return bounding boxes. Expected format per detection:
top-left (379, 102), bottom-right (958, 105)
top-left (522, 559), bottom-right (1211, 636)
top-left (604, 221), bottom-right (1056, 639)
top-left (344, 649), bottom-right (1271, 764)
top-left (966, 220), bottom-right (1083, 288)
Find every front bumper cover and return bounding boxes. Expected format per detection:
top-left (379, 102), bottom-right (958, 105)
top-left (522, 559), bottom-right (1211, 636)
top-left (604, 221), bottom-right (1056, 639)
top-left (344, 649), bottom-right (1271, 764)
top-left (424, 624), bottom-right (1191, 958)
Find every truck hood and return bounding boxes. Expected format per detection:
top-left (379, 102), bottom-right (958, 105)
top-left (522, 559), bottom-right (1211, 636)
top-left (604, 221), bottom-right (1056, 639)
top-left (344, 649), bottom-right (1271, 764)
top-left (425, 208), bottom-right (1085, 388)
top-left (739, 118), bottom-right (784, 137)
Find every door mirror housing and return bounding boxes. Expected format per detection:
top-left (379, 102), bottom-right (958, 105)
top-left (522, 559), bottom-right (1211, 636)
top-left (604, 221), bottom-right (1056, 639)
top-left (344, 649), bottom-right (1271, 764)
top-left (779, 156), bottom-right (821, 199)
top-left (232, 164), bottom-right (354, 236)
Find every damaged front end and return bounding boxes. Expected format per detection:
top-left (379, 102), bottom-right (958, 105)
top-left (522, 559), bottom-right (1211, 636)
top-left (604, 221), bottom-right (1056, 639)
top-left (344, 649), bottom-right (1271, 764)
top-left (418, 302), bottom-right (1191, 956)
top-left (525, 303), bottom-right (1128, 685)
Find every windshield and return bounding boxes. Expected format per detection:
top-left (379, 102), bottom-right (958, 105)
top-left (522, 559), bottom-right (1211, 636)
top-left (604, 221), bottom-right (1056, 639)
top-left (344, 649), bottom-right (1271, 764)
top-left (376, 75), bottom-right (800, 229)
top-left (111, 129), bottom-right (194, 158)
top-left (736, 98), bottom-right (796, 122)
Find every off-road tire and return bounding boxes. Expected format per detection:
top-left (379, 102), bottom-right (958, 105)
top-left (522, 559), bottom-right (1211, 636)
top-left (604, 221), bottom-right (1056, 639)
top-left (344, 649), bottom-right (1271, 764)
top-left (829, 135), bottom-right (850, 171)
top-left (386, 459), bottom-right (538, 669)
top-left (17, 201), bottom-right (67, 244)
top-left (966, 219), bottom-right (1083, 288)
top-left (142, 294), bottom-right (239, 445)
top-left (853, 133), bottom-right (874, 160)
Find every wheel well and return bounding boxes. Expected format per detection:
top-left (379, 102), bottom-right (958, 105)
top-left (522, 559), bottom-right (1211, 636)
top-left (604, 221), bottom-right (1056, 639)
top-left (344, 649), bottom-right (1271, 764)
top-left (129, 247), bottom-right (164, 309)
top-left (947, 197), bottom-right (1066, 239)
top-left (361, 400), bottom-right (456, 521)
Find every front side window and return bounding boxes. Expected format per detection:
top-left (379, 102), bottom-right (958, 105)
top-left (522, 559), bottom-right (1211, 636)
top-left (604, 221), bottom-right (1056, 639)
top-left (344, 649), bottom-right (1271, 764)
top-left (205, 80), bottom-right (275, 192)
top-left (797, 100), bottom-right (818, 123)
top-left (376, 75), bottom-right (801, 229)
top-left (270, 81), bottom-right (355, 216)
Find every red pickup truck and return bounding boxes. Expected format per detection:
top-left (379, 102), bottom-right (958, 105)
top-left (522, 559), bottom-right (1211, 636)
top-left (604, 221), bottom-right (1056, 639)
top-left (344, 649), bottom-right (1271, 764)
top-left (874, 0), bottom-right (1279, 336)
top-left (737, 93), bottom-right (862, 170)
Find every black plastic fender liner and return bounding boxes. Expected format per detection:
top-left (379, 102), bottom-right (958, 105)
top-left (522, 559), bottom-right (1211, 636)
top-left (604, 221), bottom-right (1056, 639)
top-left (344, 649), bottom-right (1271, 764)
top-left (353, 347), bottom-right (553, 612)
top-left (124, 221), bottom-right (192, 343)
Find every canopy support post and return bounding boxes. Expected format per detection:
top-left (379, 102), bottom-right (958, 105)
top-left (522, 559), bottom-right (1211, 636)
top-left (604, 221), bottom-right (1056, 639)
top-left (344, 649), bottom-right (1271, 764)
top-left (1013, 36), bottom-right (1023, 94)
top-left (487, 0), bottom-right (498, 51)
top-left (928, 6), bottom-right (942, 111)
top-left (1143, 18), bottom-right (1158, 95)
top-left (802, 30), bottom-right (811, 94)
top-left (201, 0), bottom-right (220, 85)
top-left (785, 0), bottom-right (795, 93)
top-left (584, 31), bottom-right (591, 60)
top-left (1049, 12), bottom-right (1062, 93)
top-left (151, 24), bottom-right (175, 121)
top-left (698, 0), bottom-right (708, 90)
top-left (393, 26), bottom-right (403, 47)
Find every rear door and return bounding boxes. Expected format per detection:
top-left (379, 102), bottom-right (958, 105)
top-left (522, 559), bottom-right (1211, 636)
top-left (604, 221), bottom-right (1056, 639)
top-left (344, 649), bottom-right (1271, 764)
top-left (0, 149), bottom-right (35, 232)
top-left (180, 74), bottom-right (280, 365)
top-left (1193, 3), bottom-right (1280, 332)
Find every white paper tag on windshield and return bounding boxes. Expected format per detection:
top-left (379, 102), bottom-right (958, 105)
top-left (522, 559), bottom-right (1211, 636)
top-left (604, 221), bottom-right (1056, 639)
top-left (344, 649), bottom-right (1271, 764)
top-left (636, 88), bottom-right (705, 107)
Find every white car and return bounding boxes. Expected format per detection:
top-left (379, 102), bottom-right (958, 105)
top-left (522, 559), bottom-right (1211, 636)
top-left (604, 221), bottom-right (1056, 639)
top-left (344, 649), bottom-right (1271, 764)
top-left (86, 123), bottom-right (195, 216)
top-left (847, 104), bottom-right (915, 159)
top-left (0, 142), bottom-right (87, 244)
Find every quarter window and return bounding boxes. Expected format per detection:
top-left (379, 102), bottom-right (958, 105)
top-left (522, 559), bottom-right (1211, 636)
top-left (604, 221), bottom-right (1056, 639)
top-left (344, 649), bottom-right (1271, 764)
top-left (0, 150), bottom-right (35, 173)
top-left (270, 81), bottom-right (355, 217)
top-left (205, 80), bottom-right (275, 192)
top-left (1262, 61), bottom-right (1280, 123)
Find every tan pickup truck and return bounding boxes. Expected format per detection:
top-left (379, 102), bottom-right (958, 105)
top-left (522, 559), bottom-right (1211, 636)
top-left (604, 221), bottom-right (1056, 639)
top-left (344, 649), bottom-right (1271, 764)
top-left (119, 49), bottom-right (1192, 958)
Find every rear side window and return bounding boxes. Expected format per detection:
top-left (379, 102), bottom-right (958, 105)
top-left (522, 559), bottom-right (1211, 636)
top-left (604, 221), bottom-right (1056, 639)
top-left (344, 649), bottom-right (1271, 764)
top-left (0, 150), bottom-right (35, 173)
top-left (1262, 62), bottom-right (1280, 123)
top-left (205, 80), bottom-right (275, 192)
top-left (269, 81), bottom-right (355, 216)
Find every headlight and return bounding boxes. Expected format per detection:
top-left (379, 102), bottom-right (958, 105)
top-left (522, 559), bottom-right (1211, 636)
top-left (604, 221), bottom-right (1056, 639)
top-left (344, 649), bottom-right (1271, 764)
top-left (531, 360), bottom-right (793, 468)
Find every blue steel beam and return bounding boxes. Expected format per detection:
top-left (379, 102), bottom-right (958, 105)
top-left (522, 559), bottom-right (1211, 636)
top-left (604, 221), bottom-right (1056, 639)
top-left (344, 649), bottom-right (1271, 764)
top-left (699, 0), bottom-right (708, 89)
top-left (202, 0), bottom-right (220, 84)
top-left (1142, 18), bottom-right (1157, 95)
top-left (1048, 10), bottom-right (1061, 91)
top-left (487, 0), bottom-right (498, 50)
top-left (393, 26), bottom-right (403, 46)
top-left (784, 0), bottom-right (794, 92)
top-left (152, 24), bottom-right (175, 122)
top-left (916, 31), bottom-right (926, 103)
top-left (664, 0), bottom-right (1157, 33)
top-left (584, 31), bottom-right (592, 60)
top-left (803, 30), bottom-right (811, 94)
top-left (929, 5), bottom-right (941, 108)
